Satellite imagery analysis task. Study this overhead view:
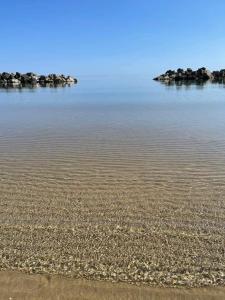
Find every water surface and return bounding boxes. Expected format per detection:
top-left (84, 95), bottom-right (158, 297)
top-left (0, 78), bottom-right (225, 286)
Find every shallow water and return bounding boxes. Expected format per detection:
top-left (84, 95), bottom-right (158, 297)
top-left (1, 79), bottom-right (225, 201)
top-left (0, 78), bottom-right (225, 286)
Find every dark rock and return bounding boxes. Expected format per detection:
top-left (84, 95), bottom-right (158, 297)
top-left (186, 68), bottom-right (192, 72)
top-left (26, 72), bottom-right (37, 77)
top-left (153, 67), bottom-right (224, 83)
top-left (15, 72), bottom-right (21, 79)
top-left (165, 70), bottom-right (175, 75)
top-left (177, 68), bottom-right (184, 74)
top-left (2, 72), bottom-right (11, 80)
top-left (0, 72), bottom-right (77, 88)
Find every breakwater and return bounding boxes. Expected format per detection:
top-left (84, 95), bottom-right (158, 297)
top-left (154, 67), bottom-right (225, 83)
top-left (0, 72), bottom-right (77, 87)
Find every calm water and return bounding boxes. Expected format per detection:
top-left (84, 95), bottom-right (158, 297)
top-left (1, 78), bottom-right (225, 286)
top-left (1, 79), bottom-right (225, 194)
top-left (0, 80), bottom-right (225, 221)
top-left (0, 80), bottom-right (225, 209)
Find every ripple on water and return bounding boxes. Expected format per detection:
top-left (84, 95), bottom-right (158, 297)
top-left (0, 85), bottom-right (225, 286)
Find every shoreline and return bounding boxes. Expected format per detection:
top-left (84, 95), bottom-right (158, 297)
top-left (1, 270), bottom-right (225, 300)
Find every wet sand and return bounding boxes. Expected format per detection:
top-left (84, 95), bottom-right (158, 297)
top-left (1, 271), bottom-right (225, 300)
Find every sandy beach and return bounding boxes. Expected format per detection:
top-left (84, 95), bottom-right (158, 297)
top-left (1, 271), bottom-right (225, 300)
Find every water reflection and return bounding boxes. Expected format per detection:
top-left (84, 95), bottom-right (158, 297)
top-left (0, 82), bottom-right (76, 91)
top-left (157, 79), bottom-right (225, 90)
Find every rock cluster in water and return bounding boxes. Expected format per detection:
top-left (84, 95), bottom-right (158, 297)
top-left (153, 67), bottom-right (225, 83)
top-left (0, 72), bottom-right (77, 87)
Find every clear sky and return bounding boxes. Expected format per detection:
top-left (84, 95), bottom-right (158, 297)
top-left (1, 0), bottom-right (225, 79)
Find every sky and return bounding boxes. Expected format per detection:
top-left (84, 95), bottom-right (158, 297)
top-left (1, 0), bottom-right (225, 79)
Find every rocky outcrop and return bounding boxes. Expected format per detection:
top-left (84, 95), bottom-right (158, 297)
top-left (0, 72), bottom-right (78, 87)
top-left (153, 68), bottom-right (225, 83)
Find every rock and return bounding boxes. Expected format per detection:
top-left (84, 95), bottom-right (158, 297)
top-left (7, 78), bottom-right (21, 85)
top-left (39, 75), bottom-right (46, 81)
top-left (21, 74), bottom-right (31, 84)
top-left (15, 72), bottom-right (21, 79)
top-left (153, 67), bottom-right (225, 83)
top-left (177, 68), bottom-right (184, 74)
top-left (0, 79), bottom-right (8, 86)
top-left (165, 70), bottom-right (175, 75)
top-left (196, 68), bottom-right (212, 80)
top-left (0, 72), bottom-right (78, 88)
top-left (54, 77), bottom-right (64, 84)
top-left (26, 72), bottom-right (37, 77)
top-left (66, 76), bottom-right (75, 82)
top-left (1, 72), bottom-right (11, 80)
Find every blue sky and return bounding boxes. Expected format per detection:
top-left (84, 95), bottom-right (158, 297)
top-left (1, 0), bottom-right (225, 79)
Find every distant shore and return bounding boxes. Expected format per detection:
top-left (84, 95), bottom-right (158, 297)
top-left (0, 72), bottom-right (77, 87)
top-left (154, 67), bottom-right (225, 83)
